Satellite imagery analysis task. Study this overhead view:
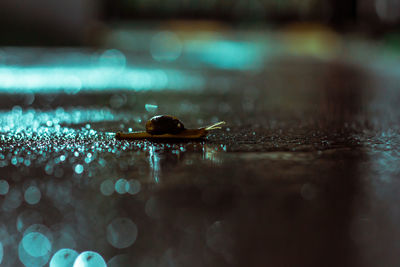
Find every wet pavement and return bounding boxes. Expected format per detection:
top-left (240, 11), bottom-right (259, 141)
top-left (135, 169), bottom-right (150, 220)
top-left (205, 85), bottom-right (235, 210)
top-left (1, 32), bottom-right (400, 267)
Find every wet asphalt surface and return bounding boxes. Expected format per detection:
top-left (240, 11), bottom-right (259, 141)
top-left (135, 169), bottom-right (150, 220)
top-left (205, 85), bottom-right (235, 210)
top-left (0, 46), bottom-right (400, 267)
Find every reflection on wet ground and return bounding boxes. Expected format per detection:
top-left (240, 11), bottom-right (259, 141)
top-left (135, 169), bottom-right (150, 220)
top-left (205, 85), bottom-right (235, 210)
top-left (1, 41), bottom-right (400, 266)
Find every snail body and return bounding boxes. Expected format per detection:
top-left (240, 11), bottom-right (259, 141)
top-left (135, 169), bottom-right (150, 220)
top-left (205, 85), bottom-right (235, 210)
top-left (116, 115), bottom-right (225, 140)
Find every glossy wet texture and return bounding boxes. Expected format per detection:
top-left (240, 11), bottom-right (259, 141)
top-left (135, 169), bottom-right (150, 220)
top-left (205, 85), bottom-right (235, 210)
top-left (1, 37), bottom-right (400, 266)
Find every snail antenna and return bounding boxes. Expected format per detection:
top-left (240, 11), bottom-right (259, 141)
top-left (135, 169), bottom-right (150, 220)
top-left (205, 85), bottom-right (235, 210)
top-left (205, 121), bottom-right (226, 131)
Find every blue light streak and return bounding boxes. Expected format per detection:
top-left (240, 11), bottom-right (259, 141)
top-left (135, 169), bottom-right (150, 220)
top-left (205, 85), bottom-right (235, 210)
top-left (0, 66), bottom-right (204, 93)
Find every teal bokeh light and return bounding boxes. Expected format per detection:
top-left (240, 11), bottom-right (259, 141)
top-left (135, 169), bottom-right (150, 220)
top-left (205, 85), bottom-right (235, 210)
top-left (49, 248), bottom-right (79, 267)
top-left (73, 251), bottom-right (107, 267)
top-left (18, 232), bottom-right (52, 267)
top-left (185, 40), bottom-right (265, 70)
top-left (22, 232), bottom-right (51, 257)
top-left (0, 66), bottom-right (204, 93)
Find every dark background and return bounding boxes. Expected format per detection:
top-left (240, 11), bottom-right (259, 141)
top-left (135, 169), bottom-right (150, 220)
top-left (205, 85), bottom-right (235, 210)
top-left (0, 0), bottom-right (399, 46)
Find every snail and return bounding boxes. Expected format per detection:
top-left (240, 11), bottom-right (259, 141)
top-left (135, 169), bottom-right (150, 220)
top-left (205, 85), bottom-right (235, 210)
top-left (116, 115), bottom-right (225, 140)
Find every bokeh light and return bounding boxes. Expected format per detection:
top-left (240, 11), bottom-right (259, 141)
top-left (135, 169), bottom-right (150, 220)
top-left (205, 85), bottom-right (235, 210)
top-left (23, 224), bottom-right (54, 247)
top-left (17, 210), bottom-right (43, 232)
top-left (0, 180), bottom-right (9, 195)
top-left (73, 251), bottom-right (107, 267)
top-left (109, 94), bottom-right (127, 109)
top-left (100, 179), bottom-right (115, 196)
top-left (115, 178), bottom-right (127, 194)
top-left (22, 232), bottom-right (52, 257)
top-left (126, 179), bottom-right (141, 195)
top-left (2, 188), bottom-right (23, 211)
top-left (107, 217), bottom-right (138, 249)
top-left (98, 49), bottom-right (127, 69)
top-left (49, 248), bottom-right (79, 267)
top-left (0, 65), bottom-right (204, 92)
top-left (19, 233), bottom-right (52, 267)
top-left (74, 164), bottom-right (84, 175)
top-left (376, 0), bottom-right (400, 22)
top-left (52, 227), bottom-right (77, 252)
top-left (185, 39), bottom-right (264, 70)
top-left (150, 31), bottom-right (182, 62)
top-left (24, 186), bottom-right (42, 205)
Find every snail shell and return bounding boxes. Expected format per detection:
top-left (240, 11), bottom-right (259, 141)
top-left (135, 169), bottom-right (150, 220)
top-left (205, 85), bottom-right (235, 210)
top-left (145, 115), bottom-right (185, 135)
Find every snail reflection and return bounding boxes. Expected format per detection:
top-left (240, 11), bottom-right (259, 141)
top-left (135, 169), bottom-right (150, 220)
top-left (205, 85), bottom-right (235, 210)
top-left (148, 146), bottom-right (162, 183)
top-left (147, 143), bottom-right (226, 183)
